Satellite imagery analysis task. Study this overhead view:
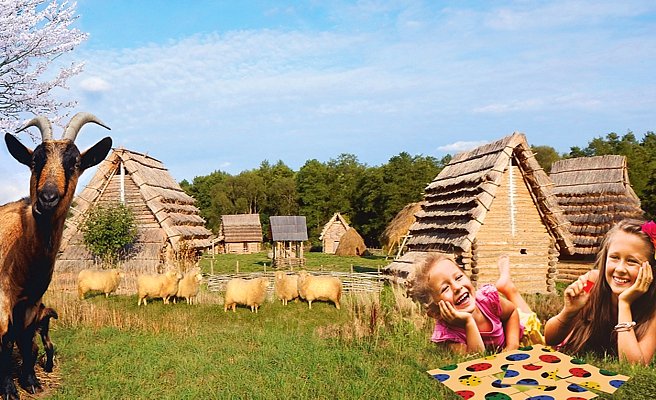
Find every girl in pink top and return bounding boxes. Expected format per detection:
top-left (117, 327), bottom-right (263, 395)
top-left (411, 254), bottom-right (542, 354)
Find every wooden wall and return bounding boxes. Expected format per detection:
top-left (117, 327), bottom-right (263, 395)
top-left (225, 242), bottom-right (261, 254)
top-left (322, 223), bottom-right (348, 254)
top-left (472, 165), bottom-right (555, 294)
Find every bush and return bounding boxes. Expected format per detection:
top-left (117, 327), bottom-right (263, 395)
top-left (81, 202), bottom-right (138, 266)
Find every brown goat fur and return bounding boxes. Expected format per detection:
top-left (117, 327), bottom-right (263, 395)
top-left (0, 113), bottom-right (111, 398)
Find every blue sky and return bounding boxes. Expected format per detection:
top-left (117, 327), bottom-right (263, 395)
top-left (1, 0), bottom-right (655, 203)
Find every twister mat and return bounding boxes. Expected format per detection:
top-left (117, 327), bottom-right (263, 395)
top-left (427, 344), bottom-right (630, 400)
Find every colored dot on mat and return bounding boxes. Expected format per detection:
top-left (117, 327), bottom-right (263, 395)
top-left (458, 375), bottom-right (482, 386)
top-left (571, 358), bottom-right (586, 365)
top-left (516, 378), bottom-right (539, 386)
top-left (522, 363), bottom-right (542, 371)
top-left (609, 379), bottom-right (626, 388)
top-left (491, 379), bottom-right (510, 389)
top-left (484, 354), bottom-right (498, 360)
top-left (440, 364), bottom-right (458, 371)
top-left (541, 371), bottom-right (558, 380)
top-left (541, 346), bottom-right (556, 352)
top-left (539, 354), bottom-right (561, 363)
top-left (600, 369), bottom-right (618, 376)
top-left (579, 381), bottom-right (600, 390)
top-left (569, 368), bottom-right (592, 378)
top-left (567, 383), bottom-right (588, 393)
top-left (431, 373), bottom-right (450, 382)
top-left (566, 397), bottom-right (588, 400)
top-left (466, 362), bottom-right (492, 372)
top-left (526, 396), bottom-right (555, 400)
top-left (500, 364), bottom-right (511, 371)
top-left (506, 353), bottom-right (530, 361)
top-left (484, 392), bottom-right (512, 400)
top-left (503, 369), bottom-right (520, 378)
top-left (519, 345), bottom-right (533, 351)
top-left (455, 390), bottom-right (475, 399)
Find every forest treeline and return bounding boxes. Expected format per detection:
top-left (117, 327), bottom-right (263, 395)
top-left (180, 130), bottom-right (655, 248)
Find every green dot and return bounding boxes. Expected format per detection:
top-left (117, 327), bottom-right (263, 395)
top-left (440, 364), bottom-right (457, 371)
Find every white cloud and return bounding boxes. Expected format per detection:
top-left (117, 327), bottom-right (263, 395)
top-left (437, 141), bottom-right (489, 154)
top-left (80, 76), bottom-right (111, 93)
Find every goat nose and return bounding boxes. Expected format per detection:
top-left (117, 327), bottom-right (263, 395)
top-left (38, 184), bottom-right (60, 209)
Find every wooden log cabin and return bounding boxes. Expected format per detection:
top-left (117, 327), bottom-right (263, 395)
top-left (384, 132), bottom-right (575, 294)
top-left (56, 148), bottom-right (212, 277)
top-left (550, 155), bottom-right (644, 282)
top-left (319, 213), bottom-right (350, 254)
top-left (214, 214), bottom-right (263, 254)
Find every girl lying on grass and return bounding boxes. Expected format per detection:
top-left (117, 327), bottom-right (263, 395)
top-left (545, 219), bottom-right (656, 365)
top-left (411, 254), bottom-right (544, 354)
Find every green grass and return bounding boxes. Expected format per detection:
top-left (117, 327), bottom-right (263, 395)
top-left (38, 255), bottom-right (656, 399)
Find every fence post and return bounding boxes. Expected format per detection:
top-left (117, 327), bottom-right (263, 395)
top-left (210, 259), bottom-right (214, 275)
top-left (264, 262), bottom-right (267, 273)
top-left (236, 261), bottom-right (239, 273)
top-left (350, 264), bottom-right (353, 274)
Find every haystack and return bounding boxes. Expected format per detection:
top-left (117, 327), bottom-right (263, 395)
top-left (334, 227), bottom-right (367, 256)
top-left (380, 202), bottom-right (424, 257)
top-left (384, 132), bottom-right (574, 294)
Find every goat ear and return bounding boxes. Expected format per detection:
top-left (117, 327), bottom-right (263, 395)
top-left (5, 133), bottom-right (33, 167)
top-left (80, 137), bottom-right (112, 171)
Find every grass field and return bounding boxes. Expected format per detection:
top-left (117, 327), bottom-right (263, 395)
top-left (33, 253), bottom-right (656, 399)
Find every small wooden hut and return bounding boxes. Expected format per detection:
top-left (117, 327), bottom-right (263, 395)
top-left (384, 133), bottom-right (575, 293)
top-left (215, 214), bottom-right (263, 254)
top-left (319, 213), bottom-right (350, 254)
top-left (56, 148), bottom-right (212, 274)
top-left (334, 227), bottom-right (367, 256)
top-left (270, 216), bottom-right (308, 268)
top-left (550, 155), bottom-right (644, 281)
top-left (380, 201), bottom-right (424, 258)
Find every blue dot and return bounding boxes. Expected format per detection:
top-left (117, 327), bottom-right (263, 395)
top-left (526, 396), bottom-right (555, 400)
top-left (610, 379), bottom-right (626, 388)
top-left (506, 353), bottom-right (530, 361)
top-left (567, 383), bottom-right (587, 393)
top-left (492, 379), bottom-right (510, 388)
top-left (431, 373), bottom-right (450, 382)
top-left (516, 378), bottom-right (539, 386)
top-left (503, 369), bottom-right (520, 378)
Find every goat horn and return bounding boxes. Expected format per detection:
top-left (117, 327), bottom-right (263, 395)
top-left (62, 112), bottom-right (111, 142)
top-left (16, 116), bottom-right (53, 141)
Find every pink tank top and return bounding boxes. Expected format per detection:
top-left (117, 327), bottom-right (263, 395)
top-left (431, 284), bottom-right (507, 349)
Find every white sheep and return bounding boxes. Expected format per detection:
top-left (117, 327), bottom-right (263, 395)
top-left (175, 268), bottom-right (203, 305)
top-left (77, 268), bottom-right (124, 300)
top-left (136, 270), bottom-right (183, 306)
top-left (274, 271), bottom-right (299, 306)
top-left (224, 277), bottom-right (269, 313)
top-left (297, 271), bottom-right (342, 310)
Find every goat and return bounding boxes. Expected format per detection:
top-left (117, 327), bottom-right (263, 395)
top-left (34, 304), bottom-right (58, 373)
top-left (0, 113), bottom-right (111, 398)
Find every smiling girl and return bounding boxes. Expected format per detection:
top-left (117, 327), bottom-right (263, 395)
top-left (544, 219), bottom-right (656, 365)
top-left (411, 254), bottom-right (543, 354)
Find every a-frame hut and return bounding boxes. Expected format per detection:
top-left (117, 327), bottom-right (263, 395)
top-left (215, 214), bottom-right (263, 254)
top-left (334, 227), bottom-right (367, 256)
top-left (270, 216), bottom-right (308, 268)
top-left (384, 133), bottom-right (575, 294)
top-left (380, 201), bottom-right (424, 258)
top-left (56, 148), bottom-right (212, 275)
top-left (550, 155), bottom-right (644, 281)
top-left (319, 212), bottom-right (350, 254)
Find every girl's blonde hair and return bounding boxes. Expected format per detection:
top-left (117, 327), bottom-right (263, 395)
top-left (562, 219), bottom-right (656, 356)
top-left (408, 254), bottom-right (461, 318)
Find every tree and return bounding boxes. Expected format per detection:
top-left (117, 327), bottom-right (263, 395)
top-left (81, 203), bottom-right (138, 266)
top-left (1, 0), bottom-right (87, 133)
top-left (531, 145), bottom-right (561, 173)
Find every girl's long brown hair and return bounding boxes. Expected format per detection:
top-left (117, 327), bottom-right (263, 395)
top-left (562, 219), bottom-right (656, 356)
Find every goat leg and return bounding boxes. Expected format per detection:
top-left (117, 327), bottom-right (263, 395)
top-left (0, 339), bottom-right (18, 400)
top-left (16, 332), bottom-right (42, 394)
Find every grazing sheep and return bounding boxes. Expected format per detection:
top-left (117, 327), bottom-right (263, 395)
top-left (77, 268), bottom-right (124, 299)
top-left (274, 271), bottom-right (299, 306)
top-left (224, 277), bottom-right (269, 313)
top-left (0, 113), bottom-right (111, 396)
top-left (137, 271), bottom-right (183, 306)
top-left (297, 271), bottom-right (342, 310)
top-left (175, 268), bottom-right (203, 305)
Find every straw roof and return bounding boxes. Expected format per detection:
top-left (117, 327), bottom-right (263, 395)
top-left (406, 132), bottom-right (575, 255)
top-left (58, 148), bottom-right (212, 265)
top-left (319, 212), bottom-right (350, 240)
top-left (218, 214), bottom-right (263, 243)
top-left (334, 227), bottom-right (367, 256)
top-left (380, 201), bottom-right (424, 254)
top-left (550, 155), bottom-right (643, 254)
top-left (270, 216), bottom-right (308, 241)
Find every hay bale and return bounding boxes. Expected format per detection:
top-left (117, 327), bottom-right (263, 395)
top-left (334, 228), bottom-right (367, 256)
top-left (380, 202), bottom-right (424, 256)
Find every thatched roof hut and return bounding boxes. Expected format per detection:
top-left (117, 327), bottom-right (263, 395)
top-left (270, 216), bottom-right (308, 268)
top-left (215, 214), bottom-right (263, 254)
top-left (384, 132), bottom-right (575, 293)
top-left (380, 201), bottom-right (424, 257)
top-left (550, 155), bottom-right (644, 282)
top-left (334, 227), bottom-right (367, 256)
top-left (56, 148), bottom-right (212, 273)
top-left (319, 212), bottom-right (350, 254)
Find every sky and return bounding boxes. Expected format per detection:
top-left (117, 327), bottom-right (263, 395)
top-left (1, 0), bottom-right (655, 204)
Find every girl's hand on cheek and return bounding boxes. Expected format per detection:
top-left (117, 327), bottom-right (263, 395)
top-left (438, 300), bottom-right (472, 328)
top-left (618, 262), bottom-right (654, 305)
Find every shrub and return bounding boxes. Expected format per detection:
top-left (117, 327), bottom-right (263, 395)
top-left (81, 202), bottom-right (137, 266)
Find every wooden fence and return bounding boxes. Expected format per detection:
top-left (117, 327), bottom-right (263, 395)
top-left (205, 270), bottom-right (384, 294)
